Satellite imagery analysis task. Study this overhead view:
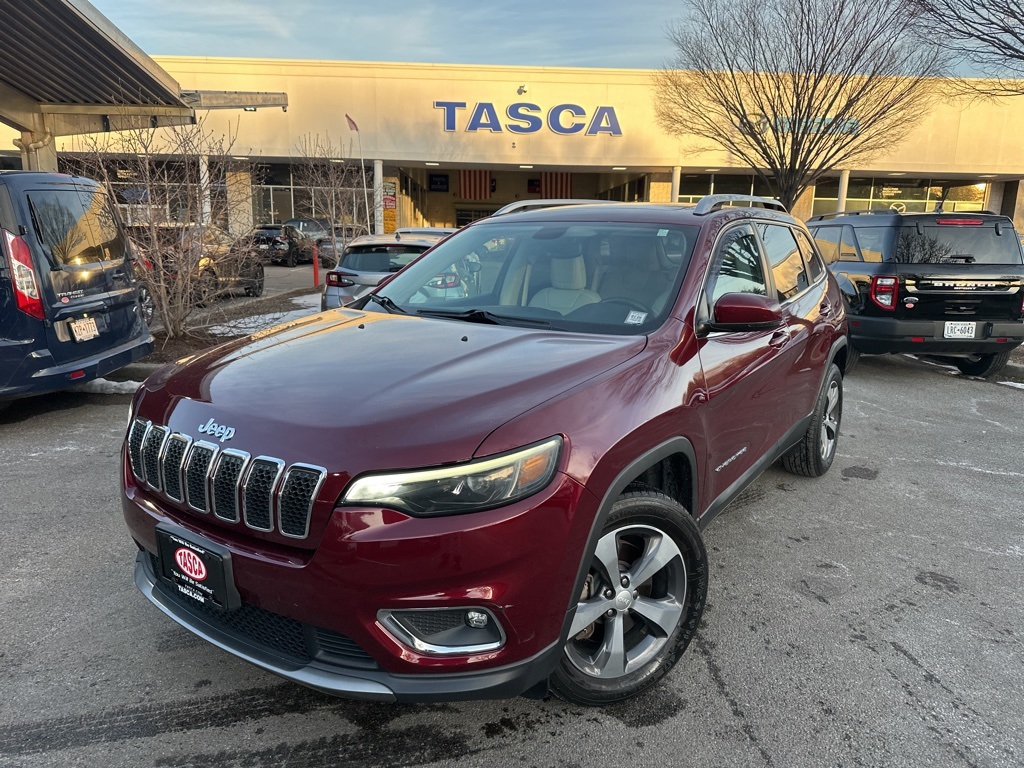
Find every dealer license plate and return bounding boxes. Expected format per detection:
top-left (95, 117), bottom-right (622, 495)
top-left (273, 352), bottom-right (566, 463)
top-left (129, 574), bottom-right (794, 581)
top-left (70, 316), bottom-right (99, 342)
top-left (156, 526), bottom-right (238, 611)
top-left (944, 321), bottom-right (976, 339)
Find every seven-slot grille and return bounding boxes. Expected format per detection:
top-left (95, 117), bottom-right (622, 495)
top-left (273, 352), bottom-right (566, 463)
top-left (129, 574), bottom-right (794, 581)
top-left (126, 419), bottom-right (325, 540)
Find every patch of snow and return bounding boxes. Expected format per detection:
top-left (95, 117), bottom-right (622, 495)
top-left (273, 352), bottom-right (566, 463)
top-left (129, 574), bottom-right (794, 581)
top-left (209, 294), bottom-right (323, 336)
top-left (71, 378), bottom-right (142, 395)
top-left (998, 380), bottom-right (1024, 391)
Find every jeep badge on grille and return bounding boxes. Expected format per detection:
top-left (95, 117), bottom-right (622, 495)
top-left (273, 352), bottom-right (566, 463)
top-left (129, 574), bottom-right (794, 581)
top-left (198, 418), bottom-right (236, 442)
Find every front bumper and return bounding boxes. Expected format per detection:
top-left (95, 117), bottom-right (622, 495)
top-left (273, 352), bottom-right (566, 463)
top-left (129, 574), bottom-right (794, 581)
top-left (849, 315), bottom-right (1023, 355)
top-left (124, 469), bottom-right (593, 702)
top-left (134, 551), bottom-right (559, 701)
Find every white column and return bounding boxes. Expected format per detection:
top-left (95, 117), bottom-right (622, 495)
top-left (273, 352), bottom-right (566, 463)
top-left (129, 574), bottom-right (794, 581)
top-left (199, 154), bottom-right (212, 225)
top-left (670, 166), bottom-right (682, 203)
top-left (373, 159), bottom-right (384, 235)
top-left (836, 169), bottom-right (850, 213)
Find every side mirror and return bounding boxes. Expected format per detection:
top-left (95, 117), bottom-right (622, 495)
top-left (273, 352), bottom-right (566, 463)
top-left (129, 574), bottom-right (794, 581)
top-left (699, 292), bottom-right (784, 334)
top-left (466, 261), bottom-right (482, 274)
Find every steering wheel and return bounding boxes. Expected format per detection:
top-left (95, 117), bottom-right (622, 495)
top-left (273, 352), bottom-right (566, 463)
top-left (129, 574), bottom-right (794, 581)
top-left (602, 297), bottom-right (652, 314)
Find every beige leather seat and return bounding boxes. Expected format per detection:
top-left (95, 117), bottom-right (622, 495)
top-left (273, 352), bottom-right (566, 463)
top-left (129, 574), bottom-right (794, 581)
top-left (599, 236), bottom-right (672, 308)
top-left (528, 255), bottom-right (601, 315)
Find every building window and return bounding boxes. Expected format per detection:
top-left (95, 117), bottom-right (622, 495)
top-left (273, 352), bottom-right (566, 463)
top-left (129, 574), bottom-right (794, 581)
top-left (812, 178), bottom-right (988, 215)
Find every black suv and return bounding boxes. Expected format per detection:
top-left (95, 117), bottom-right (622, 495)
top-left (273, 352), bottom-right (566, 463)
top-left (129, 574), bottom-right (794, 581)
top-left (807, 210), bottom-right (1024, 377)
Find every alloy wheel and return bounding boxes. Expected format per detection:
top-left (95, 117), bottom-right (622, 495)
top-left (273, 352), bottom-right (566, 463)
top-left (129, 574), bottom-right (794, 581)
top-left (820, 379), bottom-right (840, 460)
top-left (566, 524), bottom-right (686, 679)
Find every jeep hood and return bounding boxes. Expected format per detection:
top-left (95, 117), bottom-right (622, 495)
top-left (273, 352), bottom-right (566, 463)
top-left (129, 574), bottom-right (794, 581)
top-left (137, 309), bottom-right (645, 472)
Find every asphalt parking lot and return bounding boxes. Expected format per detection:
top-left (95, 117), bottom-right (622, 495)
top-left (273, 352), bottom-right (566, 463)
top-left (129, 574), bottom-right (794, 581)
top-left (1, 354), bottom-right (1022, 768)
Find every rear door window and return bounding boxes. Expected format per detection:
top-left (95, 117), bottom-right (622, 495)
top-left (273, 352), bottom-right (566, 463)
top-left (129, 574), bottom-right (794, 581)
top-left (758, 223), bottom-right (808, 302)
top-left (27, 188), bottom-right (126, 266)
top-left (793, 229), bottom-right (825, 283)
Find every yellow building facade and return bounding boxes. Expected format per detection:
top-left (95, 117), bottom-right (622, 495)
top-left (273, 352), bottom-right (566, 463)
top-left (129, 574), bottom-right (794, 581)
top-left (13, 56), bottom-right (1024, 233)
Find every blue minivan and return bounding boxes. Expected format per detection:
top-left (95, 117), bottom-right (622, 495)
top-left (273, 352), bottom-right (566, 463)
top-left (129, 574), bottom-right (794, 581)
top-left (0, 171), bottom-right (152, 402)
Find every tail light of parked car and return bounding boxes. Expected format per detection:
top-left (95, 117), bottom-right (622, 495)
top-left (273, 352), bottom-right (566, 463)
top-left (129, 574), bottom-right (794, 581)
top-left (428, 273), bottom-right (462, 289)
top-left (870, 276), bottom-right (898, 310)
top-left (3, 228), bottom-right (44, 320)
top-left (326, 271), bottom-right (355, 288)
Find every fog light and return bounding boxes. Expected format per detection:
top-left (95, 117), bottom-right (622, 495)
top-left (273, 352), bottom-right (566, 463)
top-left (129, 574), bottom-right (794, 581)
top-left (377, 607), bottom-right (505, 656)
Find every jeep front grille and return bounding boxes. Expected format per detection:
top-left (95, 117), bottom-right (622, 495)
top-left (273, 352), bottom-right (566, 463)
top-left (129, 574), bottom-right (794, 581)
top-left (127, 418), bottom-right (325, 540)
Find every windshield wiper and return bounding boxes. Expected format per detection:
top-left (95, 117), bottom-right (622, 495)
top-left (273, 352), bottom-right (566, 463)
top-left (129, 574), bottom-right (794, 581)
top-left (416, 308), bottom-right (551, 328)
top-left (366, 293), bottom-right (407, 314)
top-left (946, 254), bottom-right (976, 263)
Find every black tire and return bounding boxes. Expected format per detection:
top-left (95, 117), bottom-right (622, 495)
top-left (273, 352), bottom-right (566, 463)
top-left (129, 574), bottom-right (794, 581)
top-left (782, 363), bottom-right (842, 477)
top-left (550, 490), bottom-right (708, 706)
top-left (954, 351), bottom-right (1011, 378)
top-left (244, 264), bottom-right (265, 297)
top-left (843, 343), bottom-right (860, 374)
top-left (286, 249), bottom-right (297, 268)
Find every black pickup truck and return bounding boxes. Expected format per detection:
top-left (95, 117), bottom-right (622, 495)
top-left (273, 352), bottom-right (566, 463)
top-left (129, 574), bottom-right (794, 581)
top-left (807, 210), bottom-right (1024, 377)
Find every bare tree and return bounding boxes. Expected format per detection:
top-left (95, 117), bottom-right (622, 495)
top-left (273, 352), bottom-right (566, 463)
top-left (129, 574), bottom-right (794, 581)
top-left (911, 0), bottom-right (1024, 95)
top-left (292, 133), bottom-right (370, 247)
top-left (67, 118), bottom-right (254, 339)
top-left (654, 0), bottom-right (948, 210)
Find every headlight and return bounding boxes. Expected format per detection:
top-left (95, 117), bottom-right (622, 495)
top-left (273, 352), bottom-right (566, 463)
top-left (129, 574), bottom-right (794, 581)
top-left (342, 436), bottom-right (562, 516)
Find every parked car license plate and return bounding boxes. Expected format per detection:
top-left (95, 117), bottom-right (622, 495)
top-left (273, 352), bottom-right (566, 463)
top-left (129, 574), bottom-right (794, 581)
top-left (155, 526), bottom-right (238, 611)
top-left (258, 244), bottom-right (269, 250)
top-left (944, 321), bottom-right (976, 339)
top-left (70, 316), bottom-right (99, 342)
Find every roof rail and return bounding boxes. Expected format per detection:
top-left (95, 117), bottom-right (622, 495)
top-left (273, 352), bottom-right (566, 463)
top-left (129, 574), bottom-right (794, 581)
top-left (492, 199), bottom-right (617, 216)
top-left (692, 194), bottom-right (787, 215)
top-left (807, 209), bottom-right (901, 222)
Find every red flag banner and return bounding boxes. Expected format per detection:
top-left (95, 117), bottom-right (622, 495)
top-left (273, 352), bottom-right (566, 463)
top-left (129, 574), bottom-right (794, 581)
top-left (540, 172), bottom-right (572, 198)
top-left (459, 170), bottom-right (492, 200)
top-left (345, 113), bottom-right (359, 132)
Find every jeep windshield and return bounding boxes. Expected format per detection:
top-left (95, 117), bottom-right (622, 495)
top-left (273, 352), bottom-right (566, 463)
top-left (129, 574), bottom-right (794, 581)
top-left (366, 221), bottom-right (698, 334)
top-left (855, 221), bottom-right (1024, 265)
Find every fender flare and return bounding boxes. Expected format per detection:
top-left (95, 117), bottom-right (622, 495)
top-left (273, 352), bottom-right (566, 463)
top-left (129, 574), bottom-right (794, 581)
top-left (554, 436), bottom-right (699, 652)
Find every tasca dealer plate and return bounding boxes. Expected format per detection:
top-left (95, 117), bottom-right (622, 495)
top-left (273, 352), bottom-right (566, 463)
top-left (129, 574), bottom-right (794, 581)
top-left (155, 523), bottom-right (240, 611)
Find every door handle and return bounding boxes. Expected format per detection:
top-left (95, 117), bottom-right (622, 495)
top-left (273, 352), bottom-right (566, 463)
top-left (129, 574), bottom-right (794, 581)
top-left (819, 301), bottom-right (832, 316)
top-left (769, 330), bottom-right (789, 349)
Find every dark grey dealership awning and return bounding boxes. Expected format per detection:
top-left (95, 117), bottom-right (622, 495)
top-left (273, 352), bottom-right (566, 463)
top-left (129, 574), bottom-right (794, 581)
top-left (0, 0), bottom-right (183, 110)
top-left (0, 0), bottom-right (287, 145)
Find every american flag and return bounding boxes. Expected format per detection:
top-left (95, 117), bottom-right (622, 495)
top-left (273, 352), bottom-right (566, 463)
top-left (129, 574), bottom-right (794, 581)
top-left (540, 172), bottom-right (572, 198)
top-left (459, 170), bottom-right (492, 200)
top-left (345, 114), bottom-right (359, 132)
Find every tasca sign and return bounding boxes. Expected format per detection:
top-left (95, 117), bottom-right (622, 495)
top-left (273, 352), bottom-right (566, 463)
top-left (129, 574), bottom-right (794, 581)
top-left (434, 101), bottom-right (622, 136)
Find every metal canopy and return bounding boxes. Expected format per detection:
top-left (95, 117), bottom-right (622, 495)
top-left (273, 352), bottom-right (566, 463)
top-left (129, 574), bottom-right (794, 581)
top-left (0, 0), bottom-right (184, 111)
top-left (0, 0), bottom-right (286, 170)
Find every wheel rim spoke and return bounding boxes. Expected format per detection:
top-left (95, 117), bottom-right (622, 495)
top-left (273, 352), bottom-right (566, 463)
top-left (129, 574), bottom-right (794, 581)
top-left (592, 530), bottom-right (623, 583)
top-left (591, 611), bottom-right (626, 678)
top-left (627, 532), bottom-right (681, 587)
top-left (631, 596), bottom-right (683, 637)
top-left (569, 596), bottom-right (613, 637)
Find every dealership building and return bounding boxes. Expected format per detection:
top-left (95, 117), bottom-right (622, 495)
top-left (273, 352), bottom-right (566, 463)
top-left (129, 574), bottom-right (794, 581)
top-left (5, 52), bottom-right (1024, 234)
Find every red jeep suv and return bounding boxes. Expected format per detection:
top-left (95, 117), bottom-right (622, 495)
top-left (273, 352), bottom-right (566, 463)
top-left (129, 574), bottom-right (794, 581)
top-left (122, 196), bottom-right (849, 705)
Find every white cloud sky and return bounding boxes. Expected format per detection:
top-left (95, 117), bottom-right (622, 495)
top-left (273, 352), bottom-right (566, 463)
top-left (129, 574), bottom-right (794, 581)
top-left (92, 0), bottom-right (680, 68)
